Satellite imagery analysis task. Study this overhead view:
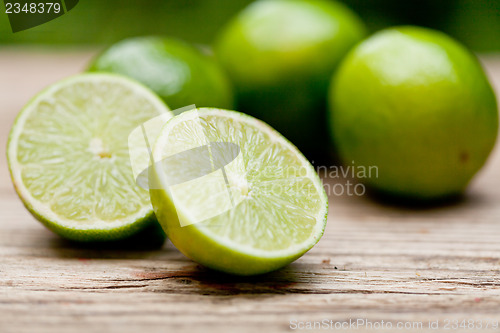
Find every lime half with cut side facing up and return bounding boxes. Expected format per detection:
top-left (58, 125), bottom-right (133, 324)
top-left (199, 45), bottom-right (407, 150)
top-left (7, 73), bottom-right (173, 241)
top-left (150, 108), bottom-right (328, 275)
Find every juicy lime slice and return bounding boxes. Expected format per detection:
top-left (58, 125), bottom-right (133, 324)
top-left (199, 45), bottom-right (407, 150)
top-left (150, 108), bottom-right (328, 275)
top-left (7, 73), bottom-right (172, 241)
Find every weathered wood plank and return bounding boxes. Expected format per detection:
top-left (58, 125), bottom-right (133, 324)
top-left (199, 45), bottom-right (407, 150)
top-left (0, 50), bottom-right (499, 333)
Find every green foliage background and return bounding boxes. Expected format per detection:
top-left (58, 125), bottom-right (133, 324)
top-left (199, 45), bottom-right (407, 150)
top-left (0, 0), bottom-right (499, 52)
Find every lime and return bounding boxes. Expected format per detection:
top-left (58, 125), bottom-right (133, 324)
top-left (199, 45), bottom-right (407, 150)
top-left (150, 108), bottom-right (328, 275)
top-left (329, 26), bottom-right (498, 200)
top-left (88, 36), bottom-right (234, 110)
top-left (7, 74), bottom-right (173, 241)
top-left (215, 0), bottom-right (366, 159)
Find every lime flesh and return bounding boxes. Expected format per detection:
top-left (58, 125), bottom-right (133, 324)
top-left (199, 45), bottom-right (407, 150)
top-left (150, 108), bottom-right (328, 275)
top-left (7, 74), bottom-right (172, 241)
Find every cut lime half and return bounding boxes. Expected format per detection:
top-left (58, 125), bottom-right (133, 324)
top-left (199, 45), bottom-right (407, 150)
top-left (7, 74), bottom-right (172, 241)
top-left (150, 109), bottom-right (328, 275)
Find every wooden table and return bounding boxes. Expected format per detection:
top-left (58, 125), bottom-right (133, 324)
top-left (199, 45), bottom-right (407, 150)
top-left (1, 50), bottom-right (499, 333)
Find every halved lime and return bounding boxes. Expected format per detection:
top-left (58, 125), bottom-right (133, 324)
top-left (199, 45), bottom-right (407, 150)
top-left (150, 108), bottom-right (328, 275)
top-left (7, 74), bottom-right (172, 241)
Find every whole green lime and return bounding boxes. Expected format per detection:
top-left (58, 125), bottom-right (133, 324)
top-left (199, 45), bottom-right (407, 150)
top-left (329, 26), bottom-right (498, 200)
top-left (215, 0), bottom-right (366, 159)
top-left (88, 36), bottom-right (234, 110)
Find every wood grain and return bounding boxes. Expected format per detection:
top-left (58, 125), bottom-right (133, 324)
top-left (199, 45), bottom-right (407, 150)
top-left (0, 50), bottom-right (500, 333)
